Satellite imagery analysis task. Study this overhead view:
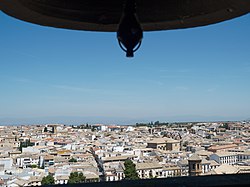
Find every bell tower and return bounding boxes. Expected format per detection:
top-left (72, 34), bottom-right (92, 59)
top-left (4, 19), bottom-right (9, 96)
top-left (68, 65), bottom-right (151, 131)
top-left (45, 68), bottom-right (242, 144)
top-left (188, 154), bottom-right (202, 176)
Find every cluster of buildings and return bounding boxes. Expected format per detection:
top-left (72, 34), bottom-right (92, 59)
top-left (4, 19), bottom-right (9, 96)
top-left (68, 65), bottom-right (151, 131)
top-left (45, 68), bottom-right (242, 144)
top-left (0, 121), bottom-right (250, 186)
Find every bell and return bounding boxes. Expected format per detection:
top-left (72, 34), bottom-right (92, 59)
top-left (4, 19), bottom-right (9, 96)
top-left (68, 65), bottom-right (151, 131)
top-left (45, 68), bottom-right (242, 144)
top-left (1, 0), bottom-right (250, 57)
top-left (117, 0), bottom-right (143, 57)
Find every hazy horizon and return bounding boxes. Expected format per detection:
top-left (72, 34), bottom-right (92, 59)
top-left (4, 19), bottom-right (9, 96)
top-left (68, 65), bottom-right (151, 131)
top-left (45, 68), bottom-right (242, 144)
top-left (0, 115), bottom-right (247, 126)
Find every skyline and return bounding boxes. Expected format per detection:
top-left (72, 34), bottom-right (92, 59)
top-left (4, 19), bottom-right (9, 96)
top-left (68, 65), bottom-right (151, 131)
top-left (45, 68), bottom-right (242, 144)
top-left (0, 115), bottom-right (249, 126)
top-left (1, 11), bottom-right (250, 125)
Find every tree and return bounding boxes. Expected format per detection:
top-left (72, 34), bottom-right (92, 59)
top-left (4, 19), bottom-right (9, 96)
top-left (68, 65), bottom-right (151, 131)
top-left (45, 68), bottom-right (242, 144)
top-left (41, 175), bottom-right (55, 186)
top-left (68, 172), bottom-right (86, 184)
top-left (224, 123), bottom-right (229, 129)
top-left (19, 142), bottom-right (23, 152)
top-left (69, 158), bottom-right (77, 162)
top-left (124, 159), bottom-right (139, 180)
top-left (51, 127), bottom-right (55, 134)
top-left (91, 126), bottom-right (96, 132)
top-left (19, 139), bottom-right (33, 152)
top-left (154, 121), bottom-right (160, 126)
top-left (31, 164), bottom-right (37, 168)
top-left (27, 139), bottom-right (33, 146)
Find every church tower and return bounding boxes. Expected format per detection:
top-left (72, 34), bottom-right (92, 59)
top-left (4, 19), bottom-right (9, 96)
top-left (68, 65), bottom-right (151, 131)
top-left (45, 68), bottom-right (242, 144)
top-left (188, 154), bottom-right (202, 176)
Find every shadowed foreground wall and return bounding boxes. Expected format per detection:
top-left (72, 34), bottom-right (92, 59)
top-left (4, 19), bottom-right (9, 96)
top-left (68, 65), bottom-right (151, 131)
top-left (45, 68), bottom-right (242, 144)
top-left (48, 174), bottom-right (250, 187)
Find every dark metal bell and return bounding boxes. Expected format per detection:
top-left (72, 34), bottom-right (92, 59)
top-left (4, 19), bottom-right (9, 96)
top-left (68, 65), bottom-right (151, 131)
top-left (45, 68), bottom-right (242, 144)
top-left (1, 0), bottom-right (249, 57)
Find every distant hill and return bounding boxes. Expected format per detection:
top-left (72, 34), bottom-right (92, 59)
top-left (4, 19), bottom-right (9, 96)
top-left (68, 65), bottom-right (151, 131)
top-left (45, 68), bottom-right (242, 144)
top-left (0, 115), bottom-right (245, 126)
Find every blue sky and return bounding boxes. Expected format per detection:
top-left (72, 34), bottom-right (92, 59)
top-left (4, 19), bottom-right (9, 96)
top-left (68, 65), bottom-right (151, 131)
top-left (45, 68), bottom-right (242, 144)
top-left (0, 11), bottom-right (250, 125)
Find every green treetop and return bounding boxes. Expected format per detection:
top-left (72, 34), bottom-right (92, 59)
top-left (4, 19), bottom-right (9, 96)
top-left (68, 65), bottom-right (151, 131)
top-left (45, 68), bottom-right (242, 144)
top-left (124, 159), bottom-right (139, 180)
top-left (68, 172), bottom-right (86, 184)
top-left (69, 158), bottom-right (77, 162)
top-left (41, 175), bottom-right (55, 186)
